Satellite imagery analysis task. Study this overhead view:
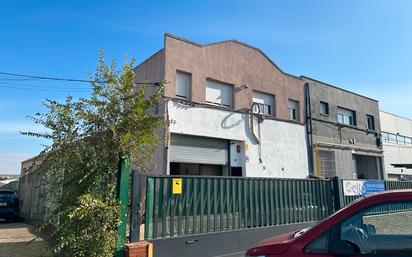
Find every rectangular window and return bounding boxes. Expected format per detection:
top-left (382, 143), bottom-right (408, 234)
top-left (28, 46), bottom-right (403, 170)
top-left (252, 91), bottom-right (274, 116)
top-left (406, 137), bottom-right (412, 145)
top-left (397, 135), bottom-right (406, 145)
top-left (206, 80), bottom-right (233, 107)
top-left (318, 150), bottom-right (335, 178)
top-left (176, 71), bottom-right (191, 99)
top-left (338, 201), bottom-right (412, 255)
top-left (337, 107), bottom-right (356, 126)
top-left (382, 132), bottom-right (389, 142)
top-left (389, 133), bottom-right (397, 143)
top-left (288, 100), bottom-right (299, 121)
top-left (366, 115), bottom-right (375, 130)
top-left (320, 101), bottom-right (329, 115)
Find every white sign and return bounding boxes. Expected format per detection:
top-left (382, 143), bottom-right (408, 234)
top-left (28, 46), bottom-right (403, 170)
top-left (343, 180), bottom-right (365, 196)
top-left (343, 180), bottom-right (385, 196)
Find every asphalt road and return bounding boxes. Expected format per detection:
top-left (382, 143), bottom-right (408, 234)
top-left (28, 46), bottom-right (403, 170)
top-left (0, 221), bottom-right (52, 257)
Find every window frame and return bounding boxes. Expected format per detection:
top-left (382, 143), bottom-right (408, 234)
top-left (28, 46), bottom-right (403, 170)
top-left (175, 70), bottom-right (191, 100)
top-left (388, 133), bottom-right (397, 144)
top-left (205, 79), bottom-right (233, 108)
top-left (382, 132), bottom-right (390, 142)
top-left (397, 135), bottom-right (406, 145)
top-left (328, 200), bottom-right (412, 256)
top-left (320, 101), bottom-right (329, 116)
top-left (288, 99), bottom-right (300, 121)
top-left (366, 114), bottom-right (375, 131)
top-left (337, 107), bottom-right (357, 126)
top-left (252, 91), bottom-right (275, 117)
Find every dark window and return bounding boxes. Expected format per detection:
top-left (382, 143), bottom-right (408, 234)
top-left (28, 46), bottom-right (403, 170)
top-left (320, 101), bottom-right (329, 115)
top-left (366, 115), bottom-right (375, 130)
top-left (305, 230), bottom-right (330, 254)
top-left (338, 201), bottom-right (412, 255)
top-left (288, 100), bottom-right (299, 121)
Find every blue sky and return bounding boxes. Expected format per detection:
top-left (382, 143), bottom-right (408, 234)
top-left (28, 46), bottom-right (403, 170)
top-left (1, 0), bottom-right (412, 174)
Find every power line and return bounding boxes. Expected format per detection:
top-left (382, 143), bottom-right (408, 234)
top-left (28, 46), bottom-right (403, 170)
top-left (0, 71), bottom-right (161, 85)
top-left (0, 71), bottom-right (91, 83)
top-left (0, 81), bottom-right (91, 89)
top-left (0, 85), bottom-right (91, 93)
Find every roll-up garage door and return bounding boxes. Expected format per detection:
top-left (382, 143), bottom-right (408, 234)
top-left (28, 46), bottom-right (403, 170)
top-left (170, 134), bottom-right (228, 165)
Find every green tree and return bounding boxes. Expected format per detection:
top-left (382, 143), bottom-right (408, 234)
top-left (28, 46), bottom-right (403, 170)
top-left (23, 52), bottom-right (164, 257)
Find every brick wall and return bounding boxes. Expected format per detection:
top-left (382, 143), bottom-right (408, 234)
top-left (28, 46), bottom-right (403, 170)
top-left (125, 241), bottom-right (152, 257)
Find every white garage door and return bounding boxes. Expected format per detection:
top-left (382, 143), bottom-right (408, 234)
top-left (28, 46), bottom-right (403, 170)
top-left (170, 134), bottom-right (228, 165)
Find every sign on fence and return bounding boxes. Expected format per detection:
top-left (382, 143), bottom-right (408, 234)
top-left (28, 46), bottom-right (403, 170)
top-left (172, 178), bottom-right (182, 194)
top-left (343, 180), bottom-right (385, 196)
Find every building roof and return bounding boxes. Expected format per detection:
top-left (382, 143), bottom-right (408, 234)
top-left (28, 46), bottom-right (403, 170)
top-left (380, 110), bottom-right (412, 123)
top-left (164, 33), bottom-right (301, 80)
top-left (301, 75), bottom-right (379, 102)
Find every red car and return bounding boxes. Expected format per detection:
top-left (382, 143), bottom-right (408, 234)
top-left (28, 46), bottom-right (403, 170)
top-left (246, 190), bottom-right (412, 257)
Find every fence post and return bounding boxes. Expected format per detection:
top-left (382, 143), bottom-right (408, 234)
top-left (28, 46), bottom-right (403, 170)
top-left (115, 153), bottom-right (131, 257)
top-left (331, 176), bottom-right (344, 211)
top-left (130, 171), bottom-right (142, 242)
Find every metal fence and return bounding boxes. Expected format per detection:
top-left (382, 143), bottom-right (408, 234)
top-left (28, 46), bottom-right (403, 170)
top-left (144, 176), bottom-right (335, 240)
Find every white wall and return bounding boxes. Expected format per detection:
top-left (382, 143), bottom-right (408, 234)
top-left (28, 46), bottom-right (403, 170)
top-left (380, 111), bottom-right (412, 176)
top-left (168, 100), bottom-right (309, 178)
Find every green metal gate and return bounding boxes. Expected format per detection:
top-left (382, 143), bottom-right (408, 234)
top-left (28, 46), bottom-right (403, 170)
top-left (144, 176), bottom-right (335, 240)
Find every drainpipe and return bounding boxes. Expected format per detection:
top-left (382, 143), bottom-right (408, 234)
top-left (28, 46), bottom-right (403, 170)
top-left (315, 142), bottom-right (321, 177)
top-left (304, 83), bottom-right (315, 175)
top-left (250, 103), bottom-right (263, 163)
top-left (250, 103), bottom-right (261, 144)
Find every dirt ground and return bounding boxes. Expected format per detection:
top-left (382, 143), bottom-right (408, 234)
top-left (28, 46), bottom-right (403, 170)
top-left (0, 221), bottom-right (52, 257)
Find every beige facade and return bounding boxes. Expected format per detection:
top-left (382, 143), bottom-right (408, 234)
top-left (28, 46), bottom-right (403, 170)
top-left (134, 34), bottom-right (308, 176)
top-left (380, 111), bottom-right (412, 180)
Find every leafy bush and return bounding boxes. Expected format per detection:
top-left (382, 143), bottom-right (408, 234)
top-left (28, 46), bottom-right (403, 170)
top-left (55, 194), bottom-right (120, 257)
top-left (24, 52), bottom-right (164, 256)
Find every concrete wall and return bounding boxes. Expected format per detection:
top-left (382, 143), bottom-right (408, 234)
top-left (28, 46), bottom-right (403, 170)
top-left (132, 33), bottom-right (309, 175)
top-left (164, 34), bottom-right (305, 123)
top-left (380, 111), bottom-right (412, 177)
top-left (19, 156), bottom-right (47, 220)
top-left (133, 49), bottom-right (167, 175)
top-left (167, 100), bottom-right (309, 178)
top-left (303, 77), bottom-right (383, 179)
top-left (305, 77), bottom-right (381, 147)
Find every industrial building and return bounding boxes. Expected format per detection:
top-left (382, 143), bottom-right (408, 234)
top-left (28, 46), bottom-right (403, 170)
top-left (380, 111), bottom-right (412, 180)
top-left (134, 33), bottom-right (309, 178)
top-left (302, 77), bottom-right (384, 179)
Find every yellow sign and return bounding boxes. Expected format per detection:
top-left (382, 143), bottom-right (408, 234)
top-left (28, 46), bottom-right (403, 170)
top-left (245, 143), bottom-right (249, 151)
top-left (172, 178), bottom-right (182, 194)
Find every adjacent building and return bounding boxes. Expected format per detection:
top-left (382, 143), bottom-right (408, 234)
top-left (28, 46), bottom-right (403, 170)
top-left (380, 111), bottom-right (412, 181)
top-left (302, 77), bottom-right (384, 179)
top-left (134, 33), bottom-right (309, 178)
top-left (19, 155), bottom-right (47, 220)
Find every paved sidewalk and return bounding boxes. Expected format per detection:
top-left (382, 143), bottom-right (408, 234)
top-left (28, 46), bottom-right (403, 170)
top-left (0, 221), bottom-right (52, 257)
